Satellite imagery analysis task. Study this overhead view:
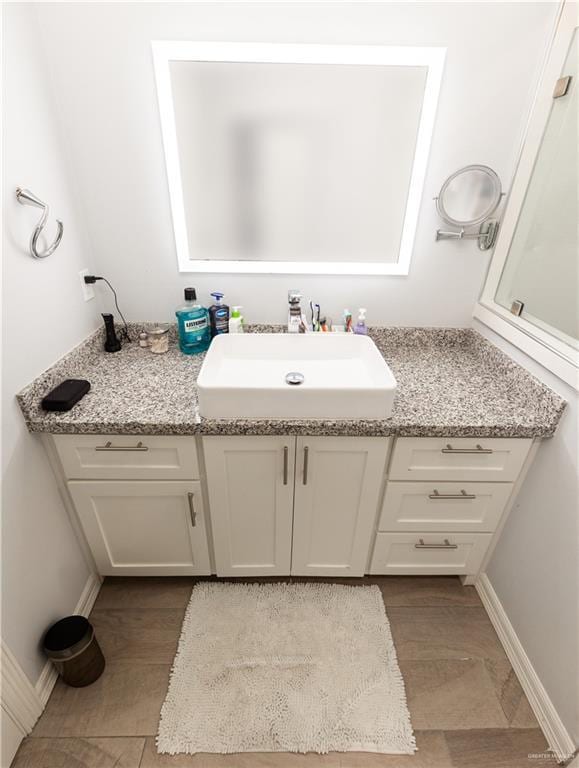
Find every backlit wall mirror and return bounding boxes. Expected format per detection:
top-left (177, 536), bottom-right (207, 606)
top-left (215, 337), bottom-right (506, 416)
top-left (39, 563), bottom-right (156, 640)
top-left (153, 42), bottom-right (446, 275)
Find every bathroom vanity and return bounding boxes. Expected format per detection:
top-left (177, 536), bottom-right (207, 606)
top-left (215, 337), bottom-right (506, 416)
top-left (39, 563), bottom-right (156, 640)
top-left (47, 431), bottom-right (534, 584)
top-left (17, 325), bottom-right (565, 585)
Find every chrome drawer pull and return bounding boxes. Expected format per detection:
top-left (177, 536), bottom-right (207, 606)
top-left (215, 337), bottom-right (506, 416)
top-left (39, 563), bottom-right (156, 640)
top-left (95, 441), bottom-right (148, 452)
top-left (303, 446), bottom-right (309, 485)
top-left (283, 446), bottom-right (289, 486)
top-left (441, 443), bottom-right (492, 454)
top-left (187, 492), bottom-right (196, 527)
top-left (415, 538), bottom-right (458, 549)
top-left (429, 489), bottom-right (476, 500)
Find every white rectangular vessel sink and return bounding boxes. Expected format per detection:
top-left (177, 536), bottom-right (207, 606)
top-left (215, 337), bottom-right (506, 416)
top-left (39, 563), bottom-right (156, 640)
top-left (197, 333), bottom-right (397, 420)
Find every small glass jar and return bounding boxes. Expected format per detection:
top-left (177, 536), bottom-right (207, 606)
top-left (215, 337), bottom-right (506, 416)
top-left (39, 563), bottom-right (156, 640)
top-left (148, 326), bottom-right (169, 354)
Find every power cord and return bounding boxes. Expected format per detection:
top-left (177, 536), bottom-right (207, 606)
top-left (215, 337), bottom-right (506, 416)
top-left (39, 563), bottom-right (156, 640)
top-left (84, 275), bottom-right (131, 342)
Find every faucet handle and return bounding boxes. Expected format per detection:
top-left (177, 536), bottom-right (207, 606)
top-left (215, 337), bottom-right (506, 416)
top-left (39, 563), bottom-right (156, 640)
top-left (288, 290), bottom-right (302, 304)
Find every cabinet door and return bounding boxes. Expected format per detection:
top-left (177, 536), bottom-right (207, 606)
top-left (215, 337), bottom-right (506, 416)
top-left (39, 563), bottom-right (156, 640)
top-left (292, 437), bottom-right (390, 577)
top-left (68, 480), bottom-right (211, 576)
top-left (203, 436), bottom-right (295, 577)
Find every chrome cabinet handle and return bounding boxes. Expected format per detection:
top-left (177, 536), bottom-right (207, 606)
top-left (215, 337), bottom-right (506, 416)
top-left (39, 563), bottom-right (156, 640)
top-left (415, 538), bottom-right (458, 549)
top-left (187, 492), bottom-right (196, 527)
top-left (303, 446), bottom-right (309, 485)
top-left (441, 443), bottom-right (492, 454)
top-left (429, 489), bottom-right (476, 500)
top-left (283, 446), bottom-right (289, 486)
top-left (95, 441), bottom-right (149, 451)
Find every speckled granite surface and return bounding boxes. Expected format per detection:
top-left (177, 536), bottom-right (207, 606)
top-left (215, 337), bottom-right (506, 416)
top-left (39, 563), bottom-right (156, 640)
top-left (16, 323), bottom-right (566, 438)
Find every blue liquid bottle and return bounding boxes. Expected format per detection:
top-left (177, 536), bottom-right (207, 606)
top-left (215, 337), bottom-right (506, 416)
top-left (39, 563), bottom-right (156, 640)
top-left (176, 287), bottom-right (210, 355)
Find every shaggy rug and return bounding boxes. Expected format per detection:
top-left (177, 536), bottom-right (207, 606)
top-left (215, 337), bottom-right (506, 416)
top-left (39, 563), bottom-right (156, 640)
top-left (157, 582), bottom-right (415, 755)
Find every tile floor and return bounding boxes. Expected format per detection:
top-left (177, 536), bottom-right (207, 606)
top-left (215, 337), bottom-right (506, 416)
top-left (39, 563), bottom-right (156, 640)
top-left (13, 576), bottom-right (559, 768)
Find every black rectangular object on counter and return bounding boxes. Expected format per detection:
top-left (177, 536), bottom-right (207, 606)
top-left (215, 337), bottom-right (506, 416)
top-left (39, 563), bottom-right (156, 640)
top-left (41, 379), bottom-right (91, 412)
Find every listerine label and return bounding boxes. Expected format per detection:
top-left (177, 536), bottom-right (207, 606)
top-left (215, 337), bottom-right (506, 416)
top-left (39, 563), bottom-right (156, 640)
top-left (184, 317), bottom-right (208, 332)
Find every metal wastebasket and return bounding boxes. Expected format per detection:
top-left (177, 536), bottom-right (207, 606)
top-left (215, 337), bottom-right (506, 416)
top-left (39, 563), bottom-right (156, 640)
top-left (43, 616), bottom-right (105, 687)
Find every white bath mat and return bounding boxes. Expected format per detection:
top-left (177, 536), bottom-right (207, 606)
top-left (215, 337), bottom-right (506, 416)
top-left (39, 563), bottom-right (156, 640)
top-left (157, 582), bottom-right (415, 756)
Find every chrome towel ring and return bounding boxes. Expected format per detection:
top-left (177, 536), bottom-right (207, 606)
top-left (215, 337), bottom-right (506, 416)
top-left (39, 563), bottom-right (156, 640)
top-left (16, 187), bottom-right (64, 259)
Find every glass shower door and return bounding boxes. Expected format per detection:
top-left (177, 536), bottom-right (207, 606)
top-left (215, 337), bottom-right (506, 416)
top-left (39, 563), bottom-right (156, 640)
top-left (495, 29), bottom-right (578, 348)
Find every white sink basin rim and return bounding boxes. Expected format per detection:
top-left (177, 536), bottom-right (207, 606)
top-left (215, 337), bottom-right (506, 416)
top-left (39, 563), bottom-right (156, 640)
top-left (197, 333), bottom-right (397, 420)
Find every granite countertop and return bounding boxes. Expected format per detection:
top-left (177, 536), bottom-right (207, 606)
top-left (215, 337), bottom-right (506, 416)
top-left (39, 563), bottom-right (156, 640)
top-left (16, 323), bottom-right (566, 439)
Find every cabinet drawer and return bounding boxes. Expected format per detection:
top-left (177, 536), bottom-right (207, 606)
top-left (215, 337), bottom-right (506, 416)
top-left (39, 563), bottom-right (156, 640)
top-left (378, 481), bottom-right (513, 532)
top-left (389, 437), bottom-right (532, 482)
top-left (54, 434), bottom-right (199, 480)
top-left (369, 532), bottom-right (492, 575)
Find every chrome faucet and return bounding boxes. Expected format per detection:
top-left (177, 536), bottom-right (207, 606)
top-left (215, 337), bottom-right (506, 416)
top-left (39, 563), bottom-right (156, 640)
top-left (288, 291), bottom-right (307, 333)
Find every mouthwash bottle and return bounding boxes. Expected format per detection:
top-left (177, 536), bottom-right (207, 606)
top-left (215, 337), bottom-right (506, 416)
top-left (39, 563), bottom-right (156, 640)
top-left (176, 287), bottom-right (210, 355)
top-left (208, 292), bottom-right (230, 338)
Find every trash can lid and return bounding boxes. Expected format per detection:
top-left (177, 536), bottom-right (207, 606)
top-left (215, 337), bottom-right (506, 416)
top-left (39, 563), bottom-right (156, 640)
top-left (43, 616), bottom-right (92, 655)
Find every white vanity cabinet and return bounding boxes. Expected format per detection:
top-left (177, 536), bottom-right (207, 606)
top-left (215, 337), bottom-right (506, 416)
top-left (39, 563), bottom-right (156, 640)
top-left (369, 436), bottom-right (533, 579)
top-left (202, 436), bottom-right (295, 577)
top-left (68, 480), bottom-right (210, 576)
top-left (203, 435), bottom-right (390, 578)
top-left (291, 437), bottom-right (389, 576)
top-left (52, 434), bottom-right (211, 576)
top-left (50, 432), bottom-right (535, 582)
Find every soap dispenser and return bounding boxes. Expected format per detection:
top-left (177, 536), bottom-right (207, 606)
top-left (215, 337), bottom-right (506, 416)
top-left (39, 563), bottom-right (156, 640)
top-left (354, 308), bottom-right (368, 335)
top-left (208, 292), bottom-right (230, 337)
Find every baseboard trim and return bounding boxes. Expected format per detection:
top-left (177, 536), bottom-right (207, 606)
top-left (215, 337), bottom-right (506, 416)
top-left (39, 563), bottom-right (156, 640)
top-left (477, 573), bottom-right (576, 763)
top-left (0, 642), bottom-right (43, 734)
top-left (35, 572), bottom-right (102, 707)
top-left (75, 572), bottom-right (103, 618)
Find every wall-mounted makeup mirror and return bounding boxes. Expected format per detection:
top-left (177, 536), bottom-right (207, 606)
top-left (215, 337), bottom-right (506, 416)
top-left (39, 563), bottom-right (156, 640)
top-left (435, 164), bottom-right (503, 250)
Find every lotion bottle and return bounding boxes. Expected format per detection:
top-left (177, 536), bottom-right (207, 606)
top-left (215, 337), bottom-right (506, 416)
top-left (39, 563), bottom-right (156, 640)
top-left (229, 306), bottom-right (244, 333)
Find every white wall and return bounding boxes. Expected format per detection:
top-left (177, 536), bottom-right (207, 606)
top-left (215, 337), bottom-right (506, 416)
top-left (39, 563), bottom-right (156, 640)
top-left (474, 320), bottom-right (579, 745)
top-left (34, 1), bottom-right (558, 326)
top-left (1, 3), bottom-right (100, 685)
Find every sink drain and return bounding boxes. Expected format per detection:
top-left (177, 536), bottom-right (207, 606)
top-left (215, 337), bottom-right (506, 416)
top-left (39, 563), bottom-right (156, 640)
top-left (285, 372), bottom-right (305, 386)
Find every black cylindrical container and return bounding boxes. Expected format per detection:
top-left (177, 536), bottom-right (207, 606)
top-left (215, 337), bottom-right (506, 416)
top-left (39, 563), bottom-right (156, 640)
top-left (43, 616), bottom-right (105, 687)
top-left (102, 312), bottom-right (121, 352)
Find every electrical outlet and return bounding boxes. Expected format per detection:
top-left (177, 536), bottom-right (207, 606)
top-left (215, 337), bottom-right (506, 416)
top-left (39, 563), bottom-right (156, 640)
top-left (79, 269), bottom-right (95, 301)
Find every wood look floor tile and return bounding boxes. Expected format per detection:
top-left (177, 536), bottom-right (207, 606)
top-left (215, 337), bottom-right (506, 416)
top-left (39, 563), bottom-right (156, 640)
top-left (139, 739), bottom-right (341, 766)
top-left (444, 728), bottom-right (558, 767)
top-left (388, 606), bottom-right (508, 662)
top-left (484, 660), bottom-right (539, 728)
top-left (398, 659), bottom-right (508, 730)
top-left (12, 737), bottom-right (145, 767)
top-left (139, 732), bottom-right (450, 766)
top-left (32, 664), bottom-right (170, 737)
top-left (335, 731), bottom-right (452, 766)
top-left (379, 577), bottom-right (481, 608)
top-left (92, 578), bottom-right (194, 612)
top-left (90, 608), bottom-right (183, 665)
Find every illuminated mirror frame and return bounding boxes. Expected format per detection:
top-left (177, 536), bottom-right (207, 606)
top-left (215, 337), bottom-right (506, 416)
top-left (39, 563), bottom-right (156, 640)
top-left (152, 41), bottom-right (446, 276)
